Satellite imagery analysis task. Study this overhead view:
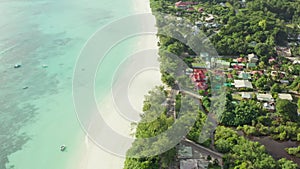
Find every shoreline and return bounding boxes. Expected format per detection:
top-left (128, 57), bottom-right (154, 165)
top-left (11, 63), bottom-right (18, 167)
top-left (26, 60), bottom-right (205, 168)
top-left (68, 0), bottom-right (161, 169)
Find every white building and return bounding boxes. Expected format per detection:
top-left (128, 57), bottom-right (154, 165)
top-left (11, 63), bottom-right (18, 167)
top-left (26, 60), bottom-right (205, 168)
top-left (278, 93), bottom-right (293, 101)
top-left (247, 53), bottom-right (259, 63)
top-left (234, 80), bottom-right (253, 89)
top-left (257, 93), bottom-right (274, 102)
top-left (241, 92), bottom-right (252, 99)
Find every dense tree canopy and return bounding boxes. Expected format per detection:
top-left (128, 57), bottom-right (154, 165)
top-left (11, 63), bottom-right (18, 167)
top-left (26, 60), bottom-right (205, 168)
top-left (209, 0), bottom-right (300, 56)
top-left (216, 126), bottom-right (300, 168)
top-left (289, 77), bottom-right (300, 93)
top-left (214, 126), bottom-right (286, 169)
top-left (276, 99), bottom-right (298, 122)
top-left (124, 87), bottom-right (175, 169)
top-left (125, 87), bottom-right (204, 169)
top-left (211, 10), bottom-right (285, 55)
top-left (220, 100), bottom-right (261, 126)
top-left (271, 83), bottom-right (282, 94)
top-left (125, 0), bottom-right (300, 168)
top-left (278, 158), bottom-right (299, 169)
top-left (255, 75), bottom-right (271, 91)
top-left (186, 110), bottom-right (207, 144)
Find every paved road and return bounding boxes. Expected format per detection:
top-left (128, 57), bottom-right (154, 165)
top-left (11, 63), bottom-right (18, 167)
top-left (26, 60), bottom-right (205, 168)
top-left (179, 90), bottom-right (223, 166)
top-left (180, 90), bottom-right (203, 100)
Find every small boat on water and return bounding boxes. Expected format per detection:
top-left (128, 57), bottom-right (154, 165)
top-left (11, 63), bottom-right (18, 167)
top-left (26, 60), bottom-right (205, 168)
top-left (14, 64), bottom-right (21, 68)
top-left (60, 145), bottom-right (66, 152)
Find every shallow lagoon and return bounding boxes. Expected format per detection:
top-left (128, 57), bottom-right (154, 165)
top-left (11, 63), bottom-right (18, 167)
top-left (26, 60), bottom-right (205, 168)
top-left (0, 1), bottom-right (139, 168)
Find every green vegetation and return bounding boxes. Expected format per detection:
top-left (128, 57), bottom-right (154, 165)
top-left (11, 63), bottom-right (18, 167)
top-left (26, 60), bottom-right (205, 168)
top-left (238, 121), bottom-right (300, 141)
top-left (255, 75), bottom-right (270, 91)
top-left (220, 95), bottom-right (262, 126)
top-left (290, 77), bottom-right (300, 93)
top-left (224, 90), bottom-right (300, 141)
top-left (124, 87), bottom-right (175, 169)
top-left (124, 0), bottom-right (300, 168)
top-left (276, 99), bottom-right (298, 122)
top-left (186, 110), bottom-right (207, 144)
top-left (236, 99), bottom-right (300, 141)
top-left (271, 83), bottom-right (282, 94)
top-left (286, 146), bottom-right (300, 158)
top-left (278, 158), bottom-right (299, 169)
top-left (124, 87), bottom-right (202, 168)
top-left (202, 96), bottom-right (211, 111)
top-left (211, 0), bottom-right (300, 57)
top-left (215, 126), bottom-right (298, 169)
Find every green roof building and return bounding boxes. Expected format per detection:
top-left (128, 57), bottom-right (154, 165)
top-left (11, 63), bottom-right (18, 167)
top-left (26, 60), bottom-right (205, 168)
top-left (238, 71), bottom-right (251, 80)
top-left (247, 63), bottom-right (257, 68)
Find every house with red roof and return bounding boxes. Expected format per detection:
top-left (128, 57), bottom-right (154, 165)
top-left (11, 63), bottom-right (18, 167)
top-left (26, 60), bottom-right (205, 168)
top-left (191, 69), bottom-right (207, 81)
top-left (175, 1), bottom-right (188, 9)
top-left (196, 82), bottom-right (208, 90)
top-left (187, 7), bottom-right (195, 11)
top-left (237, 57), bottom-right (246, 63)
top-left (198, 7), bottom-right (204, 13)
top-left (232, 65), bottom-right (244, 70)
top-left (227, 73), bottom-right (233, 79)
top-left (268, 57), bottom-right (276, 64)
top-left (190, 69), bottom-right (208, 90)
top-left (175, 1), bottom-right (198, 9)
top-left (251, 70), bottom-right (263, 76)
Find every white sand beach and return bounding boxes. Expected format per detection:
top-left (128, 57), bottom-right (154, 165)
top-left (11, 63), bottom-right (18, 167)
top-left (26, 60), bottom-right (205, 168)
top-left (69, 0), bottom-right (161, 169)
top-left (133, 0), bottom-right (152, 13)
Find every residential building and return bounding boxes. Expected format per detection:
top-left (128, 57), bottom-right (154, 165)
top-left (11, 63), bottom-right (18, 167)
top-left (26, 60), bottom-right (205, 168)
top-left (275, 46), bottom-right (292, 57)
top-left (237, 57), bottom-right (246, 62)
top-left (175, 1), bottom-right (199, 9)
top-left (234, 80), bottom-right (253, 89)
top-left (180, 159), bottom-right (209, 169)
top-left (247, 63), bottom-right (256, 69)
top-left (178, 145), bottom-right (193, 159)
top-left (241, 92), bottom-right (252, 99)
top-left (198, 7), bottom-right (204, 13)
top-left (180, 159), bottom-right (198, 169)
top-left (268, 58), bottom-right (276, 64)
top-left (187, 7), bottom-right (195, 11)
top-left (257, 93), bottom-right (274, 102)
top-left (251, 70), bottom-right (263, 76)
top-left (293, 60), bottom-right (300, 64)
top-left (279, 80), bottom-right (289, 85)
top-left (185, 68), bottom-right (193, 75)
top-left (238, 71), bottom-right (251, 80)
top-left (216, 60), bottom-right (230, 68)
top-left (278, 93), bottom-right (293, 101)
top-left (247, 53), bottom-right (258, 63)
top-left (263, 102), bottom-right (275, 111)
top-left (205, 14), bottom-right (214, 22)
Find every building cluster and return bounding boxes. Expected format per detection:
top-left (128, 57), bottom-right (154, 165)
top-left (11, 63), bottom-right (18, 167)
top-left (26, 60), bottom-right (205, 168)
top-left (177, 144), bottom-right (221, 169)
top-left (190, 69), bottom-right (208, 90)
top-left (175, 1), bottom-right (199, 11)
top-left (183, 49), bottom-right (298, 113)
top-left (174, 1), bottom-right (222, 30)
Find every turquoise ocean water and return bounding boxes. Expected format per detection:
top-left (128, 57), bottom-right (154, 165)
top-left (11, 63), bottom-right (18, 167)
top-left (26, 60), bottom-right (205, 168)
top-left (0, 0), bottom-right (139, 169)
